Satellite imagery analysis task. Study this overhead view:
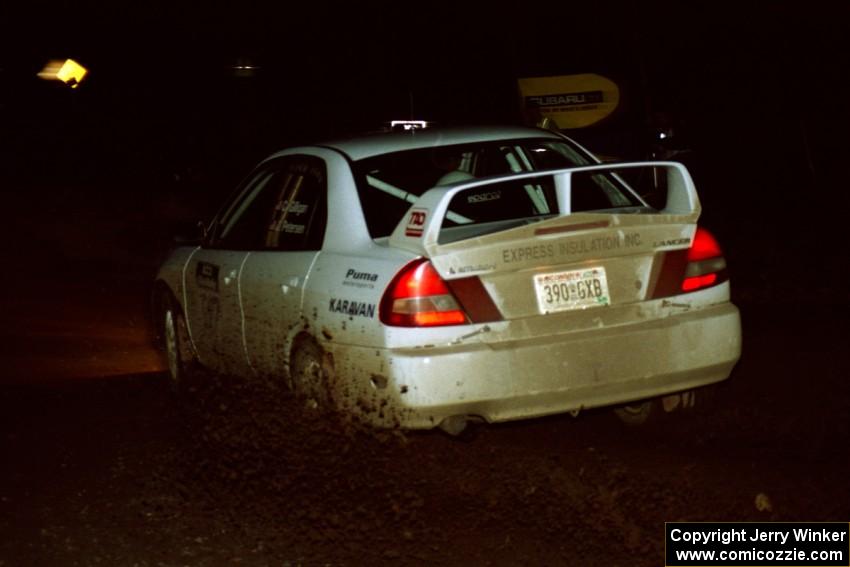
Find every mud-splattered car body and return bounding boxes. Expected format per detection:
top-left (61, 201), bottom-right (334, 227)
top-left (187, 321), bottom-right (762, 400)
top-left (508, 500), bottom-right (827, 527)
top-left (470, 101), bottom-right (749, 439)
top-left (154, 126), bottom-right (741, 431)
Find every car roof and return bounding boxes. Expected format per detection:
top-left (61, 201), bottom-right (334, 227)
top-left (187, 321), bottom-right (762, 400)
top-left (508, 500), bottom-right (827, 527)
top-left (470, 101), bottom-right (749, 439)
top-left (268, 125), bottom-right (564, 162)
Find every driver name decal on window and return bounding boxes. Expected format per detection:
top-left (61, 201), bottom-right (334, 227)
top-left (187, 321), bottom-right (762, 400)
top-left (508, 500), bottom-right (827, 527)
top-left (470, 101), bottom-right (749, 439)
top-left (270, 198), bottom-right (308, 235)
top-left (265, 174), bottom-right (312, 247)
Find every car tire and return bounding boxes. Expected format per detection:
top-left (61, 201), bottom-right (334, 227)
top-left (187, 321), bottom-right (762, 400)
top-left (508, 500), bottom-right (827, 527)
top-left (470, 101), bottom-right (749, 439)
top-left (614, 399), bottom-right (657, 426)
top-left (289, 336), bottom-right (336, 411)
top-left (614, 385), bottom-right (717, 426)
top-left (160, 295), bottom-right (195, 391)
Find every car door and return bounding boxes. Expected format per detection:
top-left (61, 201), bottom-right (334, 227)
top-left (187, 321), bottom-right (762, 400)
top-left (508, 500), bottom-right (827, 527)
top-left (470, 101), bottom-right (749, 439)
top-left (183, 167), bottom-right (281, 376)
top-left (239, 156), bottom-right (328, 379)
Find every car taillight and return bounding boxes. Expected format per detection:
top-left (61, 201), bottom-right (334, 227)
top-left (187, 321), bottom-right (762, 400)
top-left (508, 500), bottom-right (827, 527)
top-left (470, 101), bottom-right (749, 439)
top-left (682, 227), bottom-right (727, 292)
top-left (380, 259), bottom-right (468, 327)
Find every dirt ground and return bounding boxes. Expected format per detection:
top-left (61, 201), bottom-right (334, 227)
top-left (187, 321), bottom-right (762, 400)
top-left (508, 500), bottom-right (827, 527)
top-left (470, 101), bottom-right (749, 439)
top-left (1, 261), bottom-right (849, 567)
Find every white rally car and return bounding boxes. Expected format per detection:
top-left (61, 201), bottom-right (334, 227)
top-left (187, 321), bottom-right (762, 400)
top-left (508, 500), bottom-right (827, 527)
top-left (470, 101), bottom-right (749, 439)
top-left (154, 125), bottom-right (741, 433)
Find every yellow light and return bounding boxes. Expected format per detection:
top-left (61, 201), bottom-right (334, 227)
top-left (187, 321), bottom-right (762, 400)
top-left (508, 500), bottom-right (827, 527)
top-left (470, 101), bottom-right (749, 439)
top-left (57, 59), bottom-right (87, 88)
top-left (38, 58), bottom-right (88, 88)
top-left (37, 60), bottom-right (64, 80)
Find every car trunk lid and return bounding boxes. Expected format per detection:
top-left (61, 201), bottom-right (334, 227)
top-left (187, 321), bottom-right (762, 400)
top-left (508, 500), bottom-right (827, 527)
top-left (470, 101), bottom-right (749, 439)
top-left (387, 162), bottom-right (702, 322)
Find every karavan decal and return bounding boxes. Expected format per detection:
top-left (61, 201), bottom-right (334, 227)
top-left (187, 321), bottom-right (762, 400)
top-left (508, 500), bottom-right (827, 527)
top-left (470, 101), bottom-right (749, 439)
top-left (329, 298), bottom-right (376, 318)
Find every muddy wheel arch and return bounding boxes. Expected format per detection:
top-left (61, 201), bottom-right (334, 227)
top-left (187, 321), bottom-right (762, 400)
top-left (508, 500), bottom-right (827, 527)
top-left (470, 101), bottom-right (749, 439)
top-left (288, 333), bottom-right (338, 410)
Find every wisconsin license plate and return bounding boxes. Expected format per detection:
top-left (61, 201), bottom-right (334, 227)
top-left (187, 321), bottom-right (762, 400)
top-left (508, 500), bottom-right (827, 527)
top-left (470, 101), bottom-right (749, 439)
top-left (534, 267), bottom-right (610, 313)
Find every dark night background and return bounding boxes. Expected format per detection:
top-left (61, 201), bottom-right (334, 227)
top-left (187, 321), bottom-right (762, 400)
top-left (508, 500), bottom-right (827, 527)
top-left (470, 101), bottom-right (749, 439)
top-left (3, 2), bottom-right (849, 221)
top-left (2, 2), bottom-right (850, 565)
top-left (3, 2), bottom-right (849, 278)
top-left (0, 2), bottom-right (850, 310)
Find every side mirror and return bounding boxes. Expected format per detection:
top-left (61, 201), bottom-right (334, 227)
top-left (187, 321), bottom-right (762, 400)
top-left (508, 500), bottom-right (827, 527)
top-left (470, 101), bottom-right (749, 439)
top-left (173, 220), bottom-right (207, 245)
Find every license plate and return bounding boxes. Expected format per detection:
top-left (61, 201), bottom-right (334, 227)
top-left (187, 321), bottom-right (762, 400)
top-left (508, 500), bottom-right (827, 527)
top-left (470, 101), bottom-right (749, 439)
top-left (534, 267), bottom-right (610, 313)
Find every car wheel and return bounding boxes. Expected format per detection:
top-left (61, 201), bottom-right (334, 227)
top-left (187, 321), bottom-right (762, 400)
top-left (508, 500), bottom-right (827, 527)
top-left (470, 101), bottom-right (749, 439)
top-left (614, 399), bottom-right (657, 426)
top-left (290, 337), bottom-right (336, 410)
top-left (161, 297), bottom-right (194, 390)
top-left (614, 387), bottom-right (714, 426)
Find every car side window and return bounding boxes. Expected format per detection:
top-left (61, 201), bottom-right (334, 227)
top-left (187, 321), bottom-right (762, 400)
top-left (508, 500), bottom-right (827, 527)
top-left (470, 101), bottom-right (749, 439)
top-left (211, 156), bottom-right (327, 251)
top-left (214, 170), bottom-right (278, 250)
top-left (262, 158), bottom-right (327, 251)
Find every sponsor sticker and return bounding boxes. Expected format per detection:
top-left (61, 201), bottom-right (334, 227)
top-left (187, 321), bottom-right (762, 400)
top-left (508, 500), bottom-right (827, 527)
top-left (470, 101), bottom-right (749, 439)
top-left (343, 268), bottom-right (379, 289)
top-left (329, 298), bottom-right (376, 319)
top-left (405, 208), bottom-right (427, 237)
top-left (196, 261), bottom-right (219, 291)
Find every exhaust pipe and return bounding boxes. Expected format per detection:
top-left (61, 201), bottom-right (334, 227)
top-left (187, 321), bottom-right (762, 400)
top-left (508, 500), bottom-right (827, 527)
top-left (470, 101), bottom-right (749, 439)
top-left (438, 415), bottom-right (468, 436)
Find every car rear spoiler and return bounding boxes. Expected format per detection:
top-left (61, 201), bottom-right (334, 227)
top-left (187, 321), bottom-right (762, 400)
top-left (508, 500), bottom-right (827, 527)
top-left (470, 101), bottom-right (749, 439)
top-left (388, 161), bottom-right (701, 254)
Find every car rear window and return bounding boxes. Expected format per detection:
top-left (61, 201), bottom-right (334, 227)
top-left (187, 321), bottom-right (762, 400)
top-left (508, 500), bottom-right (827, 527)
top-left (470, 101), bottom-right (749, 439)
top-left (352, 138), bottom-right (637, 239)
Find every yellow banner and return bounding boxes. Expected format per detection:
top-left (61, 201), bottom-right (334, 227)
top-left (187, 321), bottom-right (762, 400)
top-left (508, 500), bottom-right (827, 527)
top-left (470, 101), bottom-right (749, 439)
top-left (518, 73), bottom-right (620, 129)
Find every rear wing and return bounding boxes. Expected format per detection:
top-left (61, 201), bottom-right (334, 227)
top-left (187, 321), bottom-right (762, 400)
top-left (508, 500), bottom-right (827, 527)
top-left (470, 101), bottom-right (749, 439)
top-left (388, 161), bottom-right (700, 253)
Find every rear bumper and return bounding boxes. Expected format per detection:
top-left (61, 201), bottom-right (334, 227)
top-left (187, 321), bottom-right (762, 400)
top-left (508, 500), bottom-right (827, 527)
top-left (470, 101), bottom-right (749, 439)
top-left (330, 301), bottom-right (741, 429)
